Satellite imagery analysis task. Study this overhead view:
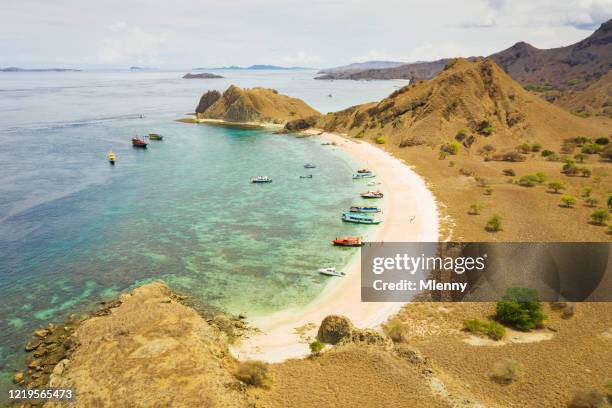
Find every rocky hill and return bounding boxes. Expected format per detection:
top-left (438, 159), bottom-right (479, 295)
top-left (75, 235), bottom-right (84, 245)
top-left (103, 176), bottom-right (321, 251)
top-left (318, 58), bottom-right (603, 149)
top-left (554, 70), bottom-right (612, 117)
top-left (315, 59), bottom-right (452, 81)
top-left (196, 85), bottom-right (321, 124)
top-left (183, 72), bottom-right (224, 79)
top-left (490, 19), bottom-right (612, 91)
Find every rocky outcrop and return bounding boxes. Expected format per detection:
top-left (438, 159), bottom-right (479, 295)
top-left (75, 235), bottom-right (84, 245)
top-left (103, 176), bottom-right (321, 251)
top-left (317, 315), bottom-right (391, 347)
top-left (284, 115), bottom-right (319, 131)
top-left (196, 85), bottom-right (321, 124)
top-left (195, 90), bottom-right (222, 114)
top-left (39, 282), bottom-right (252, 408)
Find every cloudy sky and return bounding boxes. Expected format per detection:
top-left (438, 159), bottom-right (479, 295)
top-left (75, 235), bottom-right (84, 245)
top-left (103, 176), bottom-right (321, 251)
top-left (1, 0), bottom-right (610, 69)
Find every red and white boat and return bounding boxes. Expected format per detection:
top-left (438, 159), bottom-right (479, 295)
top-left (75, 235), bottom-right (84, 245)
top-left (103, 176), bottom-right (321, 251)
top-left (360, 190), bottom-right (384, 199)
top-left (132, 137), bottom-right (148, 148)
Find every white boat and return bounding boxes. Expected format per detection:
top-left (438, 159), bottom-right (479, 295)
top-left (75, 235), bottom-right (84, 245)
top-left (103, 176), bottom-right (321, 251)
top-left (367, 181), bottom-right (381, 186)
top-left (251, 176), bottom-right (272, 183)
top-left (318, 267), bottom-right (345, 277)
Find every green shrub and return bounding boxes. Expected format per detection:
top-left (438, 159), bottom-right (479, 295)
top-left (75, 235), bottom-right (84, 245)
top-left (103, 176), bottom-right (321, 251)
top-left (309, 340), bottom-right (325, 355)
top-left (502, 169), bottom-right (516, 176)
top-left (582, 143), bottom-right (602, 154)
top-left (562, 158), bottom-right (578, 175)
top-left (595, 137), bottom-right (609, 145)
top-left (531, 143), bottom-right (542, 152)
top-left (235, 361), bottom-right (272, 388)
top-left (468, 203), bottom-right (483, 215)
top-left (490, 359), bottom-right (523, 384)
top-left (547, 181), bottom-right (564, 193)
top-left (585, 197), bottom-right (598, 208)
top-left (582, 187), bottom-right (593, 197)
top-left (375, 136), bottom-right (386, 144)
top-left (485, 215), bottom-right (501, 232)
top-left (518, 173), bottom-right (544, 187)
top-left (385, 318), bottom-right (406, 342)
top-left (590, 209), bottom-right (610, 225)
top-left (484, 187), bottom-right (493, 196)
top-left (561, 195), bottom-right (577, 208)
top-left (481, 126), bottom-right (494, 136)
top-left (574, 153), bottom-right (587, 163)
top-left (516, 143), bottom-right (531, 154)
top-left (441, 141), bottom-right (461, 155)
top-left (463, 319), bottom-right (506, 340)
top-left (541, 149), bottom-right (555, 157)
top-left (495, 287), bottom-right (546, 330)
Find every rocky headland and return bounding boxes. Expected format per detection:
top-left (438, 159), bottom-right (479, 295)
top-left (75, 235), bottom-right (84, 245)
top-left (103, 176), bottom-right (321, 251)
top-left (182, 72), bottom-right (224, 79)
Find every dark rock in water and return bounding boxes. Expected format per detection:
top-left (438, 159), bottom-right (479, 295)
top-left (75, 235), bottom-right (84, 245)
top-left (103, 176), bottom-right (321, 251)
top-left (284, 115), bottom-right (319, 132)
top-left (317, 315), bottom-right (354, 344)
top-left (196, 90), bottom-right (222, 114)
top-left (183, 72), bottom-right (224, 79)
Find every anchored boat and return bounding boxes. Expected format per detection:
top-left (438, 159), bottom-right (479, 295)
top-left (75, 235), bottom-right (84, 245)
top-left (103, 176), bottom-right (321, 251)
top-left (357, 168), bottom-right (371, 174)
top-left (304, 163), bottom-right (316, 169)
top-left (251, 176), bottom-right (273, 183)
top-left (332, 236), bottom-right (362, 247)
top-left (148, 133), bottom-right (163, 141)
top-left (367, 181), bottom-right (381, 186)
top-left (352, 173), bottom-right (376, 179)
top-left (350, 206), bottom-right (381, 213)
top-left (342, 212), bottom-right (382, 224)
top-left (360, 191), bottom-right (384, 199)
top-left (300, 174), bottom-right (313, 179)
top-left (318, 267), bottom-right (345, 277)
top-left (132, 137), bottom-right (147, 148)
top-left (107, 151), bottom-right (116, 165)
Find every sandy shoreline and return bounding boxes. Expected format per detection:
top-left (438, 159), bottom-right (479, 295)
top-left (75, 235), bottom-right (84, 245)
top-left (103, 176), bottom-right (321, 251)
top-left (231, 129), bottom-right (439, 362)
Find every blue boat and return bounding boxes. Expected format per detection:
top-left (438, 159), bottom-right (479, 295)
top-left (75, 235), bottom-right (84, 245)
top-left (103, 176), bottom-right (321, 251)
top-left (350, 206), bottom-right (381, 213)
top-left (341, 212), bottom-right (382, 225)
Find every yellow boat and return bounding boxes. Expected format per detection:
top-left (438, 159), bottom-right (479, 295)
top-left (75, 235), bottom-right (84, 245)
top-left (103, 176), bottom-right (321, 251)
top-left (108, 151), bottom-right (116, 164)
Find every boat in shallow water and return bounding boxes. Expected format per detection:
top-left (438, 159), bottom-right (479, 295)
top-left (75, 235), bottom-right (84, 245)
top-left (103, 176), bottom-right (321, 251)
top-left (342, 212), bottom-right (382, 224)
top-left (332, 236), bottom-right (362, 247)
top-left (350, 206), bottom-right (381, 213)
top-left (318, 267), bottom-right (345, 277)
top-left (357, 168), bottom-right (371, 174)
top-left (107, 151), bottom-right (116, 165)
top-left (367, 181), bottom-right (381, 186)
top-left (304, 163), bottom-right (316, 169)
top-left (360, 190), bottom-right (384, 198)
top-left (352, 173), bottom-right (376, 179)
top-left (251, 176), bottom-right (273, 183)
top-left (148, 133), bottom-right (163, 141)
top-left (132, 137), bottom-right (147, 148)
top-left (300, 174), bottom-right (313, 179)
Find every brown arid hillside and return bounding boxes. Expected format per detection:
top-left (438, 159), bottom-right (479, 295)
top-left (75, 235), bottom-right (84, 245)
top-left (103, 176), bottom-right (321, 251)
top-left (196, 85), bottom-right (321, 124)
top-left (319, 58), bottom-right (605, 150)
top-left (490, 19), bottom-right (612, 91)
top-left (315, 58), bottom-right (453, 81)
top-left (318, 58), bottom-right (611, 242)
top-left (555, 70), bottom-right (612, 117)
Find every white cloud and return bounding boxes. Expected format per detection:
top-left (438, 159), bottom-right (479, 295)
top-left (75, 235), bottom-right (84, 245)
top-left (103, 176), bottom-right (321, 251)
top-left (97, 25), bottom-right (169, 65)
top-left (282, 52), bottom-right (321, 66)
top-left (562, 0), bottom-right (612, 29)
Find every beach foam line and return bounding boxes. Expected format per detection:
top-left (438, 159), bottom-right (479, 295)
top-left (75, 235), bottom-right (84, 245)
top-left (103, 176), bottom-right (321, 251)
top-left (230, 130), bottom-right (439, 362)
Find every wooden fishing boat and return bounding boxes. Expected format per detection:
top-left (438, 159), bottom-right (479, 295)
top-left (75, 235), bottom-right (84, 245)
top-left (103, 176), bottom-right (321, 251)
top-left (132, 137), bottom-right (147, 148)
top-left (148, 133), bottom-right (163, 141)
top-left (350, 206), bottom-right (381, 213)
top-left (251, 176), bottom-right (272, 183)
top-left (360, 191), bottom-right (384, 199)
top-left (342, 212), bottom-right (382, 224)
top-left (332, 236), bottom-right (362, 247)
top-left (357, 168), bottom-right (371, 174)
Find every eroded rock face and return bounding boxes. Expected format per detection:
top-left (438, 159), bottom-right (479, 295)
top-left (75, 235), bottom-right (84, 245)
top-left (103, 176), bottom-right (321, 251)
top-left (195, 90), bottom-right (222, 114)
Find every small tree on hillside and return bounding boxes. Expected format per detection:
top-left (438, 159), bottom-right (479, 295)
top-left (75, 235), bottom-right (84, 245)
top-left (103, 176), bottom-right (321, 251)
top-left (561, 195), bottom-right (577, 208)
top-left (585, 197), bottom-right (598, 208)
top-left (469, 203), bottom-right (483, 215)
top-left (582, 186), bottom-right (593, 198)
top-left (590, 209), bottom-right (610, 225)
top-left (485, 215), bottom-right (502, 232)
top-left (495, 287), bottom-right (546, 330)
top-left (547, 181), bottom-right (564, 193)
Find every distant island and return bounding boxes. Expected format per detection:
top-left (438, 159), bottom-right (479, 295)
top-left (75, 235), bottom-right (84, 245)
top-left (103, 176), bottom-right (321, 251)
top-left (0, 67), bottom-right (81, 72)
top-left (193, 64), bottom-right (312, 71)
top-left (183, 72), bottom-right (224, 79)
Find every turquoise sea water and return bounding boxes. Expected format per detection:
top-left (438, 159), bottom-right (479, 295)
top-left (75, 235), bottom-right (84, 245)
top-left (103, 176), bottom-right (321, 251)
top-left (0, 69), bottom-right (403, 394)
